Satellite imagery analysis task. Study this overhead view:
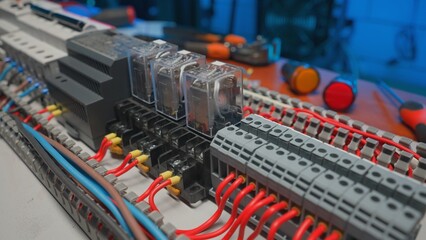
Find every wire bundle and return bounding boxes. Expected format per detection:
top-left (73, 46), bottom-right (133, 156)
top-left (21, 124), bottom-right (168, 240)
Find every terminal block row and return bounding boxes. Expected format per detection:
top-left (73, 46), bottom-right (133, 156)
top-left (0, 112), bottom-right (131, 240)
top-left (107, 99), bottom-right (211, 205)
top-left (242, 84), bottom-right (426, 181)
top-left (210, 114), bottom-right (426, 239)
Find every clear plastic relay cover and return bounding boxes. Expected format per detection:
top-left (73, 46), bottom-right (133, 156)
top-left (151, 50), bottom-right (206, 120)
top-left (129, 40), bottom-right (177, 104)
top-left (184, 61), bottom-right (243, 137)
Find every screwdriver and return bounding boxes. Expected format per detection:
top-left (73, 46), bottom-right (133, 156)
top-left (378, 81), bottom-right (426, 142)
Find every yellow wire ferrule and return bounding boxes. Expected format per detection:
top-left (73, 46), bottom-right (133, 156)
top-left (110, 137), bottom-right (122, 145)
top-left (160, 170), bottom-right (173, 180)
top-left (136, 155), bottom-right (149, 164)
top-left (169, 176), bottom-right (181, 185)
top-left (51, 110), bottom-right (62, 117)
top-left (129, 150), bottom-right (142, 158)
top-left (46, 105), bottom-right (57, 112)
top-left (105, 133), bottom-right (117, 140)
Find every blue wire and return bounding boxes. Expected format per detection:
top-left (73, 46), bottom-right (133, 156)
top-left (23, 124), bottom-right (168, 240)
top-left (124, 200), bottom-right (168, 240)
top-left (2, 100), bottom-right (14, 112)
top-left (2, 82), bottom-right (41, 112)
top-left (22, 124), bottom-right (132, 236)
top-left (18, 83), bottom-right (40, 98)
top-left (0, 62), bottom-right (16, 81)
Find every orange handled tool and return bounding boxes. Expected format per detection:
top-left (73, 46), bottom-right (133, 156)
top-left (379, 81), bottom-right (426, 142)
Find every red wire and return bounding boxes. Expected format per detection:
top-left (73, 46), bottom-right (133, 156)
top-left (247, 201), bottom-right (288, 240)
top-left (215, 173), bottom-right (236, 204)
top-left (237, 195), bottom-right (276, 240)
top-left (293, 217), bottom-right (314, 240)
top-left (106, 153), bottom-right (133, 174)
top-left (190, 183), bottom-right (256, 240)
top-left (114, 160), bottom-right (139, 177)
top-left (177, 177), bottom-right (244, 236)
top-left (33, 123), bottom-right (42, 131)
top-left (89, 138), bottom-right (108, 160)
top-left (222, 191), bottom-right (266, 240)
top-left (95, 141), bottom-right (113, 162)
top-left (148, 179), bottom-right (172, 211)
top-left (293, 108), bottom-right (421, 159)
top-left (267, 208), bottom-right (299, 240)
top-left (324, 231), bottom-right (341, 240)
top-left (307, 223), bottom-right (327, 240)
top-left (136, 177), bottom-right (164, 203)
top-left (23, 115), bottom-right (32, 123)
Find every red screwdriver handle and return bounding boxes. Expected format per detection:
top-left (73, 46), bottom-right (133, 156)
top-left (399, 101), bottom-right (426, 142)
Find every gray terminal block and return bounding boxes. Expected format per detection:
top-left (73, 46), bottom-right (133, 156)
top-left (299, 137), bottom-right (322, 159)
top-left (281, 109), bottom-right (296, 127)
top-left (347, 159), bottom-right (374, 182)
top-left (417, 143), bottom-right (426, 158)
top-left (335, 153), bottom-right (362, 176)
top-left (330, 183), bottom-right (370, 231)
top-left (409, 187), bottom-right (426, 212)
top-left (267, 153), bottom-right (312, 201)
top-left (289, 161), bottom-right (325, 206)
top-left (272, 105), bottom-right (283, 120)
top-left (210, 126), bottom-right (252, 172)
top-left (393, 177), bottom-right (422, 206)
top-left (305, 117), bottom-right (321, 137)
top-left (394, 151), bottom-right (413, 175)
top-left (388, 205), bottom-right (423, 240)
top-left (413, 157), bottom-right (426, 182)
top-left (288, 132), bottom-right (310, 155)
top-left (376, 144), bottom-right (395, 167)
top-left (360, 138), bottom-right (378, 160)
top-left (266, 124), bottom-right (289, 146)
top-left (318, 122), bottom-right (334, 143)
top-left (277, 128), bottom-right (299, 150)
top-left (303, 170), bottom-right (347, 222)
top-left (293, 112), bottom-right (308, 132)
top-left (160, 222), bottom-right (177, 239)
top-left (246, 144), bottom-right (288, 188)
top-left (333, 128), bottom-right (349, 149)
top-left (346, 191), bottom-right (388, 239)
top-left (347, 133), bottom-right (362, 155)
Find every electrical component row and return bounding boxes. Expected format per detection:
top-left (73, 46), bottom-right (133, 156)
top-left (210, 114), bottom-right (426, 239)
top-left (242, 83), bottom-right (426, 182)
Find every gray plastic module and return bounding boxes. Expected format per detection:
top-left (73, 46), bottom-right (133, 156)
top-left (113, 182), bottom-right (128, 195)
top-left (148, 211), bottom-right (164, 225)
top-left (104, 174), bottom-right (117, 184)
top-left (299, 138), bottom-right (321, 159)
top-left (266, 124), bottom-right (289, 146)
top-left (282, 109), bottom-right (296, 127)
top-left (305, 117), bottom-right (320, 137)
top-left (347, 133), bottom-right (362, 154)
top-left (277, 128), bottom-right (298, 149)
top-left (70, 146), bottom-right (83, 155)
top-left (161, 223), bottom-right (177, 239)
top-left (417, 143), bottom-right (426, 158)
top-left (293, 112), bottom-right (308, 132)
top-left (330, 183), bottom-right (370, 230)
top-left (290, 163), bottom-right (326, 206)
top-left (123, 191), bottom-right (138, 203)
top-left (318, 122), bottom-right (334, 143)
top-left (247, 144), bottom-right (286, 186)
top-left (86, 159), bottom-right (99, 168)
top-left (413, 158), bottom-right (426, 182)
top-left (360, 138), bottom-right (378, 160)
top-left (135, 201), bottom-right (151, 213)
top-left (288, 133), bottom-right (310, 155)
top-left (333, 128), bottom-right (349, 149)
top-left (399, 137), bottom-right (413, 148)
top-left (78, 152), bottom-right (90, 161)
top-left (94, 166), bottom-right (107, 175)
top-left (347, 159), bottom-right (374, 182)
top-left (376, 144), bottom-right (395, 167)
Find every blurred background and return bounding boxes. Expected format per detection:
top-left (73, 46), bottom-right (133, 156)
top-left (64, 0), bottom-right (425, 96)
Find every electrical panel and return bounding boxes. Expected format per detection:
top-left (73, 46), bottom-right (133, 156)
top-left (2, 2), bottom-right (426, 240)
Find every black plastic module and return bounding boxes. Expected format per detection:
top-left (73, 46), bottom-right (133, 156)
top-left (107, 99), bottom-right (211, 204)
